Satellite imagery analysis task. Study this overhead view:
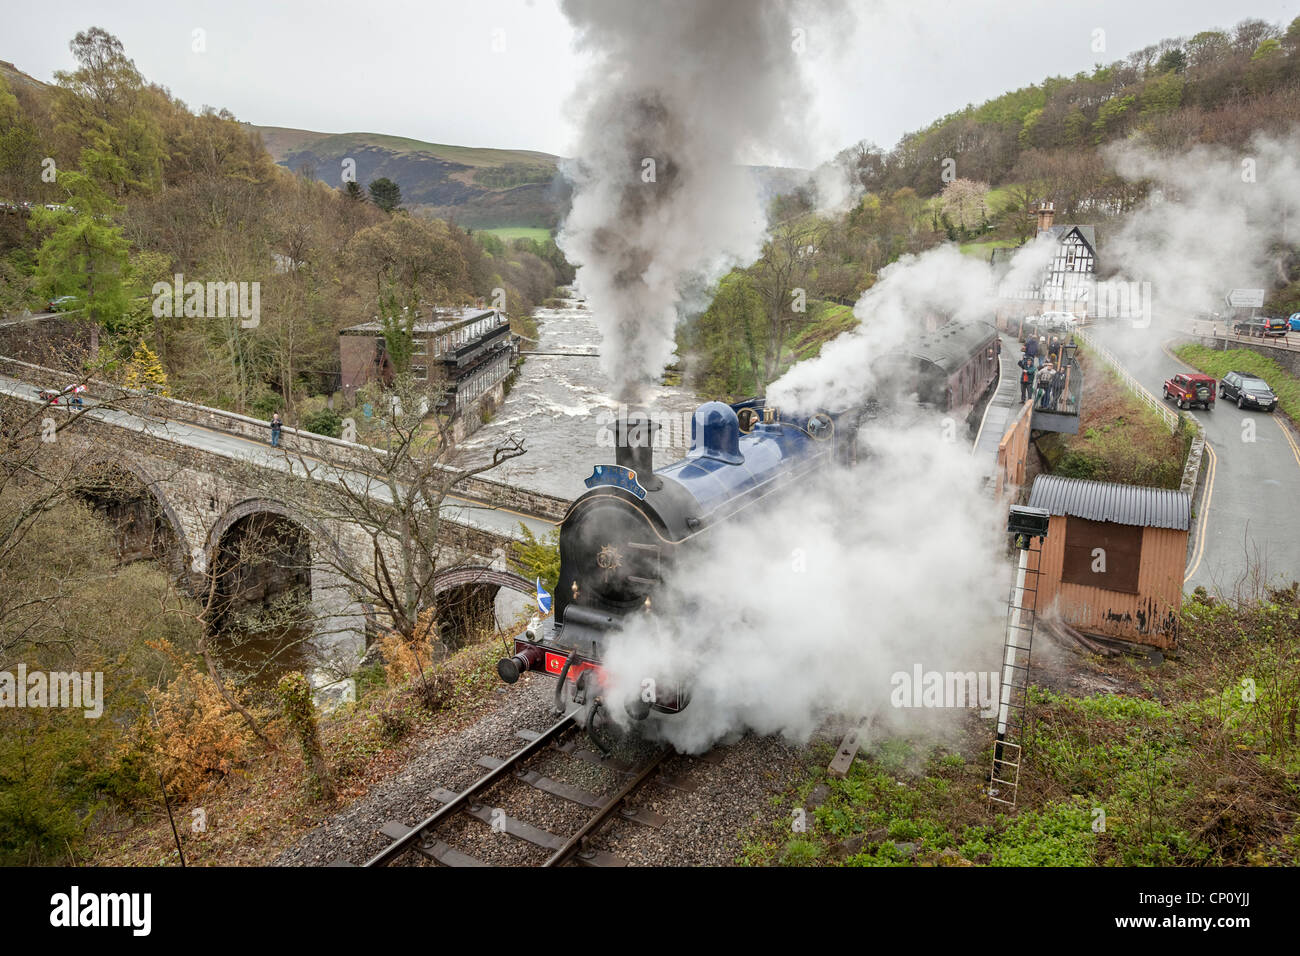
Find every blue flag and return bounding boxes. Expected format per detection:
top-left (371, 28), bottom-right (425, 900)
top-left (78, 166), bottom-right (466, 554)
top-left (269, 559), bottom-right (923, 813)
top-left (536, 578), bottom-right (553, 616)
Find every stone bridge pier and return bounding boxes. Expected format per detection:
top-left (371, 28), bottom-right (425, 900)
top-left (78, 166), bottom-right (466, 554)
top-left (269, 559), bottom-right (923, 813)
top-left (31, 404), bottom-right (556, 695)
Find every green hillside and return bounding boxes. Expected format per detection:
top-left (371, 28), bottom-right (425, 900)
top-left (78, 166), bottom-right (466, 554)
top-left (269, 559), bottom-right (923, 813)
top-left (248, 125), bottom-right (566, 229)
top-left (252, 126), bottom-right (559, 170)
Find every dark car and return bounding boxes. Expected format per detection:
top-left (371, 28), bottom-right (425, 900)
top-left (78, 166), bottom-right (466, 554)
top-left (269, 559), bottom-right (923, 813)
top-left (1163, 373), bottom-right (1215, 410)
top-left (1233, 316), bottom-right (1288, 337)
top-left (1219, 370), bottom-right (1277, 412)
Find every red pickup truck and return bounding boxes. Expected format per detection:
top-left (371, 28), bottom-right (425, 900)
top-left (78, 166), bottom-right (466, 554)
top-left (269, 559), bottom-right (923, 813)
top-left (1163, 373), bottom-right (1215, 410)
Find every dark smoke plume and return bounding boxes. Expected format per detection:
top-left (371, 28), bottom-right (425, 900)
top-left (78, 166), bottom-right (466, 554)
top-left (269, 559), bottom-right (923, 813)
top-left (558, 0), bottom-right (852, 400)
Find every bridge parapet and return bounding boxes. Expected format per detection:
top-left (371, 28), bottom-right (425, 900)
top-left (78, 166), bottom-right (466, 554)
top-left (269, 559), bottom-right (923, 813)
top-left (0, 355), bottom-right (570, 523)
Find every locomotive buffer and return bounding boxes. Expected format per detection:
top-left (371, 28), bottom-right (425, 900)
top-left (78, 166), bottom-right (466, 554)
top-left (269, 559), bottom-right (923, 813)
top-left (989, 506), bottom-right (1050, 809)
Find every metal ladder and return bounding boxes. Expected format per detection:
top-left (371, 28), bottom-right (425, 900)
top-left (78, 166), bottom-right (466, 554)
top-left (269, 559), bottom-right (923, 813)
top-left (989, 536), bottom-right (1042, 808)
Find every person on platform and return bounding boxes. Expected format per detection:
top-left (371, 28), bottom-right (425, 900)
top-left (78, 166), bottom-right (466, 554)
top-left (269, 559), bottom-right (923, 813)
top-left (1036, 362), bottom-right (1056, 409)
top-left (1018, 353), bottom-right (1035, 402)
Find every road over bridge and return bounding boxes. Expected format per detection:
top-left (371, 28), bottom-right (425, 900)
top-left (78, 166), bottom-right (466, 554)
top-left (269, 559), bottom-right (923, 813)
top-left (0, 356), bottom-right (568, 677)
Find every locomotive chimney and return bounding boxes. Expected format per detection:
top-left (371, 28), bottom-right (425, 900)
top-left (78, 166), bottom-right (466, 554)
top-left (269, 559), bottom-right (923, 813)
top-left (615, 412), bottom-right (662, 491)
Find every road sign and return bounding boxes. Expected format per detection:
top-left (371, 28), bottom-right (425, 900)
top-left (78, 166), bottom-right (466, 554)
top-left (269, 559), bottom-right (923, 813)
top-left (1225, 288), bottom-right (1265, 308)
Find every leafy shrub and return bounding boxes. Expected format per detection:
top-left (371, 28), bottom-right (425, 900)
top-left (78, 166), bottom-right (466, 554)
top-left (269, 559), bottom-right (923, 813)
top-left (145, 643), bottom-right (262, 801)
top-left (300, 407), bottom-right (343, 438)
top-left (511, 523), bottom-right (560, 595)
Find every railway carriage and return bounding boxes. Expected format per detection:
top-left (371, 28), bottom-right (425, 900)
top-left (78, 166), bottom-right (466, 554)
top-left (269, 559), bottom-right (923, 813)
top-left (871, 320), bottom-right (1000, 424)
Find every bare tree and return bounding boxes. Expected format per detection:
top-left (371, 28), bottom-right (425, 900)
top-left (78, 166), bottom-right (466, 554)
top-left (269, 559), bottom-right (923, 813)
top-left (752, 217), bottom-right (828, 386)
top-left (237, 373), bottom-right (525, 646)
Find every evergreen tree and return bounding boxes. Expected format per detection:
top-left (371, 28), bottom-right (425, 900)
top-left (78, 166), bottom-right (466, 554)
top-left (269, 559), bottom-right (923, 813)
top-left (368, 177), bottom-right (402, 212)
top-left (379, 286), bottom-right (418, 376)
top-left (30, 165), bottom-right (132, 332)
top-left (1154, 47), bottom-right (1187, 74)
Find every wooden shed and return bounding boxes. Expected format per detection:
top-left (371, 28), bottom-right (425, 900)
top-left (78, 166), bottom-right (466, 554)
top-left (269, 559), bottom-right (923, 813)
top-left (1027, 475), bottom-right (1190, 649)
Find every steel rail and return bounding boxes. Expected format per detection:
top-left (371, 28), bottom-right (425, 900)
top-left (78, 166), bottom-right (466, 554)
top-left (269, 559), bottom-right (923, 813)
top-left (364, 713), bottom-right (577, 867)
top-left (541, 746), bottom-right (670, 867)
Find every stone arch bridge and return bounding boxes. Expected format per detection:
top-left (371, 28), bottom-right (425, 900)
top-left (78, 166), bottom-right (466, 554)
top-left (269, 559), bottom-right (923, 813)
top-left (0, 357), bottom-right (567, 674)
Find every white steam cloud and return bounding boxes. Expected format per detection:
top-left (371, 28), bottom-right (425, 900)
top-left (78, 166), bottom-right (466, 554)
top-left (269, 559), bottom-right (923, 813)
top-left (557, 0), bottom-right (854, 401)
top-left (602, 423), bottom-right (1006, 753)
top-left (1103, 129), bottom-right (1300, 319)
top-left (595, 224), bottom-right (1056, 753)
top-left (767, 238), bottom-right (1055, 413)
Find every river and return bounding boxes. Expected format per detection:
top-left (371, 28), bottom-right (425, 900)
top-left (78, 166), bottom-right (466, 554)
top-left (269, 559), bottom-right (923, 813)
top-left (212, 290), bottom-right (699, 706)
top-left (453, 289), bottom-right (699, 498)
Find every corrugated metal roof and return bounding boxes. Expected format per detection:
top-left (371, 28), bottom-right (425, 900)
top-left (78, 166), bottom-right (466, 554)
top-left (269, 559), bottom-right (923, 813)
top-left (1028, 475), bottom-right (1190, 531)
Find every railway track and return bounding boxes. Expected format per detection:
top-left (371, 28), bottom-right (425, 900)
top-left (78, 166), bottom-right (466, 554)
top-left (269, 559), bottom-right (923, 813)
top-left (344, 711), bottom-right (703, 868)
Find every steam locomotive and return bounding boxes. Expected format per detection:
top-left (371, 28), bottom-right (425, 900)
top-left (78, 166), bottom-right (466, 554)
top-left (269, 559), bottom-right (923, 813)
top-left (496, 320), bottom-right (999, 747)
top-left (497, 398), bottom-right (859, 747)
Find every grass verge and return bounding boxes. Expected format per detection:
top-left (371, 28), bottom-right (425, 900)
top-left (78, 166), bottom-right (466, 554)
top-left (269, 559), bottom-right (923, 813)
top-left (1174, 344), bottom-right (1300, 425)
top-left (1033, 344), bottom-right (1192, 489)
top-left (740, 586), bottom-right (1300, 866)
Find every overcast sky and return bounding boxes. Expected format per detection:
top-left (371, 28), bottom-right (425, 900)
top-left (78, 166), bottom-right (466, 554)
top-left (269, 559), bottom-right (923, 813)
top-left (5, 0), bottom-right (1298, 165)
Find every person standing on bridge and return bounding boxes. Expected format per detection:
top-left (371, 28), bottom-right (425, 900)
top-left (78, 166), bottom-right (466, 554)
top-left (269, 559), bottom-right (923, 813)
top-left (270, 412), bottom-right (282, 448)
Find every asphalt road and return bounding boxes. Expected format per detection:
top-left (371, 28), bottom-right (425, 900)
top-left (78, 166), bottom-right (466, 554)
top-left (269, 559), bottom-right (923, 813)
top-left (1091, 323), bottom-right (1300, 596)
top-left (0, 373), bottom-right (557, 543)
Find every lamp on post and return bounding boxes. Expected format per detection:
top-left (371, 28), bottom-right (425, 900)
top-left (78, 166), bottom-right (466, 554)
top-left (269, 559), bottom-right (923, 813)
top-left (1007, 504), bottom-right (1050, 550)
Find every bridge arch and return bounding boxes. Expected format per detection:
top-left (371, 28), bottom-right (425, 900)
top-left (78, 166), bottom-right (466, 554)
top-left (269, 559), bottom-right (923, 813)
top-left (203, 497), bottom-right (368, 676)
top-left (431, 564), bottom-right (537, 648)
top-left (431, 565), bottom-right (536, 596)
top-left (71, 455), bottom-right (191, 575)
top-left (203, 497), bottom-right (353, 575)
